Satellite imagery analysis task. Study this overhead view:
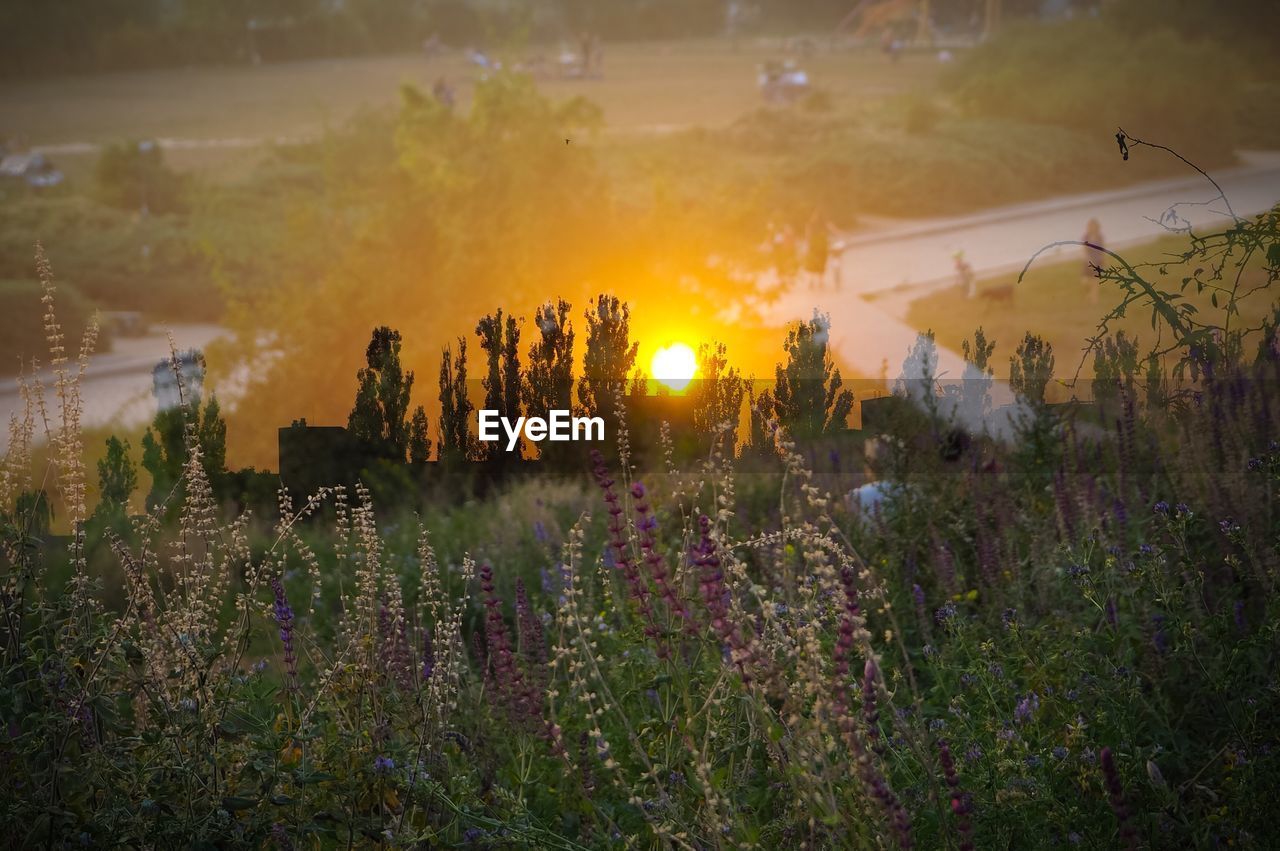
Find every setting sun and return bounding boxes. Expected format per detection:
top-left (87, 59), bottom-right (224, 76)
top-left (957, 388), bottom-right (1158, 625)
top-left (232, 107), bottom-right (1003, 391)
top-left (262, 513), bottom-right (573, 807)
top-left (651, 342), bottom-right (697, 392)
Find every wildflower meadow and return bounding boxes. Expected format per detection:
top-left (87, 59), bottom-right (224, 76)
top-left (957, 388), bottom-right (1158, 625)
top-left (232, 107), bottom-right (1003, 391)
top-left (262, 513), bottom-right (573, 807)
top-left (2, 184), bottom-right (1279, 849)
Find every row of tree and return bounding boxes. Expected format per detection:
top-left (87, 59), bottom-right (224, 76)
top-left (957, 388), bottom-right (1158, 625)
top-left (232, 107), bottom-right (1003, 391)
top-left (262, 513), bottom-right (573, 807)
top-left (346, 296), bottom-right (856, 469)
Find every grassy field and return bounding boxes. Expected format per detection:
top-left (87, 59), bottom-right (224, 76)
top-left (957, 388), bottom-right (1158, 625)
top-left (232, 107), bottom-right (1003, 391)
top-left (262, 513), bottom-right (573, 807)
top-left (0, 39), bottom-right (943, 163)
top-left (903, 233), bottom-right (1279, 379)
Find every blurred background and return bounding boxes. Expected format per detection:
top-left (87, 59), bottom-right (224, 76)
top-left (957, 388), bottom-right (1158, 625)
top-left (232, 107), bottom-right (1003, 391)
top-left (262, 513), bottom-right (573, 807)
top-left (1, 0), bottom-right (1278, 472)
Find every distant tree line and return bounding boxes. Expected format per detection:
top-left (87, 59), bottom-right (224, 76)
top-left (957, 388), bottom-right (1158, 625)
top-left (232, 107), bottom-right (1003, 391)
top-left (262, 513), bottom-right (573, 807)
top-left (0, 0), bottom-right (1107, 79)
top-left (345, 295), bottom-right (854, 475)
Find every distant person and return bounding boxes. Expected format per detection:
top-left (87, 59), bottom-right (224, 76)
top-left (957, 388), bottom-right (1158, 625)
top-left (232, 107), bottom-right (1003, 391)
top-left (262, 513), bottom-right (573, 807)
top-left (955, 251), bottom-right (976, 298)
top-left (1082, 218), bottom-right (1105, 304)
top-left (804, 210), bottom-right (832, 289)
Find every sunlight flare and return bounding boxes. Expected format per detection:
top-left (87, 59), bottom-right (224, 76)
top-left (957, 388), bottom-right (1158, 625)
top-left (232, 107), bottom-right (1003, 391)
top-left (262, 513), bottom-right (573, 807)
top-left (651, 342), bottom-right (697, 392)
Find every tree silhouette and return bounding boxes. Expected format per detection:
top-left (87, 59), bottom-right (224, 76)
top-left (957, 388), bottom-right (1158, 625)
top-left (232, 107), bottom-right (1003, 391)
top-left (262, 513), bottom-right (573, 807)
top-left (1011, 332), bottom-right (1055, 408)
top-left (476, 309), bottom-right (522, 461)
top-left (690, 341), bottom-right (746, 451)
top-left (408, 406), bottom-right (431, 464)
top-left (579, 295), bottom-right (638, 437)
top-left (141, 381), bottom-right (227, 511)
top-left (958, 326), bottom-right (997, 422)
top-left (438, 337), bottom-right (475, 466)
top-left (768, 311), bottom-right (854, 439)
top-left (523, 299), bottom-right (576, 467)
top-left (96, 436), bottom-right (137, 514)
top-left (348, 326), bottom-right (414, 460)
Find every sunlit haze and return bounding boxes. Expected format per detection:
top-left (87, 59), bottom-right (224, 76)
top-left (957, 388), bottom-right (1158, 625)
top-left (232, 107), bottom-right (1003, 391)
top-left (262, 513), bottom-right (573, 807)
top-left (651, 342), bottom-right (698, 392)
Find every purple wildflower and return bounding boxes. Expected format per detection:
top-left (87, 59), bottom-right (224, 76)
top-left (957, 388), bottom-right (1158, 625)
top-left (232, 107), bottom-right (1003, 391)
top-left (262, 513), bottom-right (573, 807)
top-left (1153, 501), bottom-right (1169, 514)
top-left (1100, 747), bottom-right (1138, 848)
top-left (271, 823), bottom-right (294, 851)
top-left (1014, 692), bottom-right (1040, 724)
top-left (373, 755), bottom-right (395, 775)
top-left (270, 577), bottom-right (298, 692)
top-left (937, 739), bottom-right (974, 851)
top-left (633, 481), bottom-right (693, 641)
top-left (695, 514), bottom-right (752, 681)
top-left (591, 451), bottom-right (662, 651)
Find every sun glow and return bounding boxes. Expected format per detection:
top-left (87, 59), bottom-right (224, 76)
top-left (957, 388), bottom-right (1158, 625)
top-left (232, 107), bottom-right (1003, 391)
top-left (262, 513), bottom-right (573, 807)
top-left (651, 342), bottom-right (698, 392)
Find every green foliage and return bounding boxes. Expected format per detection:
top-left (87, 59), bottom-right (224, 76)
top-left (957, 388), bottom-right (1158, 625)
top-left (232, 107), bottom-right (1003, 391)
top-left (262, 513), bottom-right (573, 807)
top-left (578, 294), bottom-right (638, 428)
top-left (0, 198), bottom-right (218, 322)
top-left (947, 19), bottom-right (1242, 163)
top-left (764, 310), bottom-right (854, 439)
top-left (9, 489), bottom-right (53, 539)
top-left (4, 207), bottom-right (1280, 844)
top-left (523, 299), bottom-right (577, 469)
top-left (95, 436), bottom-right (137, 513)
top-left (0, 278), bottom-right (104, 374)
top-left (475, 310), bottom-right (522, 462)
top-left (348, 326), bottom-right (415, 461)
top-left (93, 140), bottom-right (185, 213)
top-left (409, 406), bottom-right (432, 465)
top-left (690, 341), bottom-right (746, 451)
top-left (437, 338), bottom-right (474, 466)
top-left (140, 391), bottom-right (228, 510)
top-left (1010, 332), bottom-right (1055, 407)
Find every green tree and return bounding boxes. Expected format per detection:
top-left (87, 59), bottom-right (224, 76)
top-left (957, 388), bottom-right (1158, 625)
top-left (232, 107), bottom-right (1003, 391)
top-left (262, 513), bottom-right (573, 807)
top-left (768, 311), bottom-right (854, 439)
top-left (409, 406), bottom-right (431, 464)
top-left (141, 393), bottom-right (228, 511)
top-left (93, 140), bottom-right (185, 213)
top-left (523, 299), bottom-right (575, 467)
top-left (1011, 332), bottom-right (1055, 408)
top-left (578, 295), bottom-right (638, 432)
top-left (96, 436), bottom-right (137, 515)
top-left (437, 338), bottom-right (474, 466)
top-left (958, 326), bottom-right (997, 422)
top-left (476, 310), bottom-right (522, 461)
top-left (348, 326), bottom-right (415, 461)
top-left (690, 341), bottom-right (746, 452)
top-left (142, 353), bottom-right (227, 511)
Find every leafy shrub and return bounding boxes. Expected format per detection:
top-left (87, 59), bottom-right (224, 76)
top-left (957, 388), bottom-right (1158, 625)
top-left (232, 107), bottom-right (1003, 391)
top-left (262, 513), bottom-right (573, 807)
top-left (93, 140), bottom-right (186, 214)
top-left (946, 20), bottom-right (1242, 163)
top-left (0, 196), bottom-right (218, 321)
top-left (0, 278), bottom-right (105, 372)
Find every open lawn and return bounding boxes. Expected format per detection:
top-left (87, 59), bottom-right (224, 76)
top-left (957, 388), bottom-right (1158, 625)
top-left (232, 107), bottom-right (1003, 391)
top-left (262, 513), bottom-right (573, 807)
top-left (903, 232), bottom-right (1279, 379)
top-left (0, 38), bottom-right (943, 165)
